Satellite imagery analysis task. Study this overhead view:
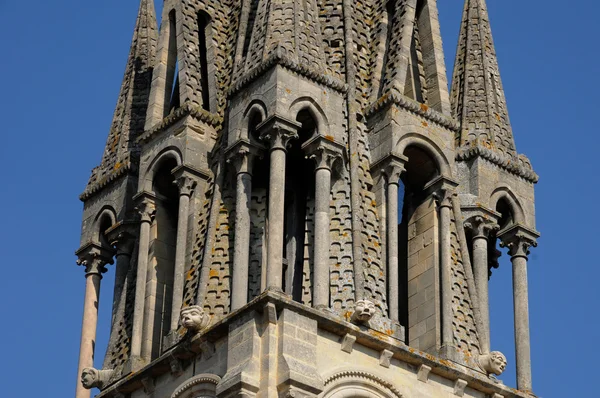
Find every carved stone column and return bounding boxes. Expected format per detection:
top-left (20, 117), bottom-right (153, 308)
top-left (259, 116), bottom-right (300, 291)
top-left (170, 175), bottom-right (197, 332)
top-left (428, 176), bottom-right (458, 349)
top-left (377, 155), bottom-right (407, 321)
top-left (303, 136), bottom-right (344, 310)
top-left (499, 225), bottom-right (539, 392)
top-left (75, 243), bottom-right (114, 398)
top-left (227, 140), bottom-right (263, 311)
top-left (107, 227), bottom-right (136, 327)
top-left (465, 216), bottom-right (499, 354)
top-left (130, 194), bottom-right (156, 367)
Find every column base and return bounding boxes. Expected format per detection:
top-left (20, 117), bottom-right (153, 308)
top-left (162, 330), bottom-right (183, 352)
top-left (123, 356), bottom-right (147, 374)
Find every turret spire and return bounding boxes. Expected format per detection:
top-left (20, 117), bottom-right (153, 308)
top-left (450, 0), bottom-right (516, 158)
top-left (83, 0), bottom-right (158, 193)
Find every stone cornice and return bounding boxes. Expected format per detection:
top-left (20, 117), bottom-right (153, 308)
top-left (95, 291), bottom-right (533, 398)
top-left (365, 92), bottom-right (460, 132)
top-left (227, 51), bottom-right (347, 98)
top-left (80, 159), bottom-right (135, 202)
top-left (137, 103), bottom-right (222, 145)
top-left (456, 144), bottom-right (539, 183)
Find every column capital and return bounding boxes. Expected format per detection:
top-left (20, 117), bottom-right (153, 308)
top-left (258, 115), bottom-right (301, 151)
top-left (302, 135), bottom-right (345, 172)
top-left (75, 242), bottom-right (114, 276)
top-left (225, 139), bottom-right (265, 175)
top-left (371, 153), bottom-right (408, 185)
top-left (498, 224), bottom-right (540, 259)
top-left (426, 175), bottom-right (459, 209)
top-left (106, 223), bottom-right (137, 256)
top-left (465, 216), bottom-right (500, 239)
top-left (174, 175), bottom-right (197, 197)
top-left (134, 193), bottom-right (156, 223)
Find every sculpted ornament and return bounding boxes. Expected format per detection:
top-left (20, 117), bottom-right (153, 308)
top-left (180, 305), bottom-right (211, 333)
top-left (478, 351), bottom-right (507, 376)
top-left (351, 300), bottom-right (376, 323)
top-left (81, 367), bottom-right (115, 390)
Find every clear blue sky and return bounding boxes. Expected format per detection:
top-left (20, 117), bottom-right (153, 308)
top-left (0, 1), bottom-right (597, 396)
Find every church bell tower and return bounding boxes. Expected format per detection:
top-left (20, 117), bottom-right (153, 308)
top-left (74, 0), bottom-right (540, 397)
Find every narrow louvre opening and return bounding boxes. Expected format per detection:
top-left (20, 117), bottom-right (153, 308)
top-left (167, 10), bottom-right (180, 113)
top-left (378, 0), bottom-right (395, 98)
top-left (198, 12), bottom-right (211, 112)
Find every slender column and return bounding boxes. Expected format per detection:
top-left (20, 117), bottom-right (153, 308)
top-left (305, 143), bottom-right (342, 309)
top-left (260, 125), bottom-right (298, 291)
top-left (228, 145), bottom-right (258, 310)
top-left (465, 216), bottom-right (498, 354)
top-left (383, 163), bottom-right (404, 321)
top-left (502, 234), bottom-right (536, 392)
top-left (170, 176), bottom-right (197, 331)
top-left (109, 231), bottom-right (135, 327)
top-left (130, 197), bottom-right (155, 363)
top-left (436, 189), bottom-right (454, 348)
top-left (75, 246), bottom-right (112, 398)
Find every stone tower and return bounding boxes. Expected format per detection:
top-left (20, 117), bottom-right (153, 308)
top-left (74, 0), bottom-right (540, 397)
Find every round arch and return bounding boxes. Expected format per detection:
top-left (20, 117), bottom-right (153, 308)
top-left (142, 148), bottom-right (183, 192)
top-left (322, 369), bottom-right (403, 398)
top-left (289, 97), bottom-right (330, 137)
top-left (170, 374), bottom-right (221, 398)
top-left (242, 100), bottom-right (268, 141)
top-left (91, 207), bottom-right (117, 244)
top-left (489, 186), bottom-right (526, 225)
top-left (395, 133), bottom-right (451, 177)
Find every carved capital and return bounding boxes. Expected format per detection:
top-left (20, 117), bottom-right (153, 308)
top-left (498, 224), bottom-right (539, 260)
top-left (258, 115), bottom-right (301, 152)
top-left (76, 243), bottom-right (114, 276)
top-left (425, 175), bottom-right (459, 209)
top-left (81, 367), bottom-right (115, 390)
top-left (175, 175), bottom-right (197, 197)
top-left (106, 224), bottom-right (136, 256)
top-left (135, 195), bottom-right (156, 223)
top-left (226, 139), bottom-right (265, 175)
top-left (302, 135), bottom-right (345, 172)
top-left (465, 216), bottom-right (500, 240)
top-left (371, 153), bottom-right (408, 186)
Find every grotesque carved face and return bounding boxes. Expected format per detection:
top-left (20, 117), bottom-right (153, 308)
top-left (490, 351), bottom-right (507, 375)
top-left (352, 300), bottom-right (376, 322)
top-left (81, 368), bottom-right (97, 389)
top-left (180, 305), bottom-right (208, 331)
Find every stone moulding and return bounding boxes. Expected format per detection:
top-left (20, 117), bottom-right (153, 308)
top-left (364, 91), bottom-right (460, 132)
top-left (80, 160), bottom-right (133, 201)
top-left (456, 145), bottom-right (539, 183)
top-left (137, 102), bottom-right (222, 144)
top-left (323, 369), bottom-right (403, 398)
top-left (170, 374), bottom-right (221, 398)
top-left (227, 50), bottom-right (348, 98)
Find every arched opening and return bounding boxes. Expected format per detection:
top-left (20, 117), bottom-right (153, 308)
top-left (166, 10), bottom-right (180, 113)
top-left (281, 111), bottom-right (317, 303)
top-left (148, 156), bottom-right (179, 359)
top-left (405, 0), bottom-right (428, 103)
top-left (397, 146), bottom-right (439, 349)
top-left (197, 11), bottom-right (212, 112)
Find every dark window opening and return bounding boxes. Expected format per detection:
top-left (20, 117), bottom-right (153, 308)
top-left (198, 12), bottom-right (211, 112)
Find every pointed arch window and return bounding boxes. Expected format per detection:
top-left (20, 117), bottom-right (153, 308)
top-left (167, 9), bottom-right (180, 113)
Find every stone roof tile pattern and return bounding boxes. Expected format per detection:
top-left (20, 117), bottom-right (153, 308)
top-left (84, 0), bottom-right (157, 193)
top-left (450, 0), bottom-right (517, 158)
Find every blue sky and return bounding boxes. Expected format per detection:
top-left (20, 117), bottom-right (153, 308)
top-left (0, 1), bottom-right (597, 396)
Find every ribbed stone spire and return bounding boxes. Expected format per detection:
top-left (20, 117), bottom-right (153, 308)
top-left (450, 0), bottom-right (517, 158)
top-left (84, 0), bottom-right (158, 193)
top-left (242, 0), bottom-right (326, 74)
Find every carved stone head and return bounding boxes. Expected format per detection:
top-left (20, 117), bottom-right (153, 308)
top-left (180, 305), bottom-right (210, 332)
top-left (351, 300), bottom-right (376, 323)
top-left (479, 351), bottom-right (507, 376)
top-left (81, 367), bottom-right (98, 389)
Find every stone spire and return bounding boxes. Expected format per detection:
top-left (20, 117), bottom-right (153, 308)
top-left (83, 0), bottom-right (158, 195)
top-left (450, 0), bottom-right (517, 158)
top-left (242, 0), bottom-right (327, 75)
